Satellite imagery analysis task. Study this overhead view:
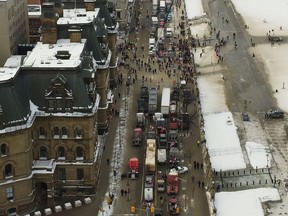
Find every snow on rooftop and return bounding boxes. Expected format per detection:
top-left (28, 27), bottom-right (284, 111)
top-left (215, 188), bottom-right (280, 216)
top-left (58, 8), bottom-right (100, 25)
top-left (22, 39), bottom-right (86, 68)
top-left (0, 67), bottom-right (20, 82)
top-left (204, 112), bottom-right (246, 171)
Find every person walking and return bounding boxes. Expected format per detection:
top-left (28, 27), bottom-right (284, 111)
top-left (121, 189), bottom-right (124, 196)
top-left (107, 158), bottom-right (110, 165)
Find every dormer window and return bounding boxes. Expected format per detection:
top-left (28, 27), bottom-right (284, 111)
top-left (44, 74), bottom-right (73, 113)
top-left (1, 143), bottom-right (8, 156)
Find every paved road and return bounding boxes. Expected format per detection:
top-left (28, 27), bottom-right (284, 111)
top-left (50, 0), bottom-right (211, 215)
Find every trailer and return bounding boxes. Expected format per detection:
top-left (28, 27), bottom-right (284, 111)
top-left (161, 88), bottom-right (171, 117)
top-left (145, 139), bottom-right (156, 172)
top-left (149, 87), bottom-right (158, 115)
top-left (128, 157), bottom-right (139, 179)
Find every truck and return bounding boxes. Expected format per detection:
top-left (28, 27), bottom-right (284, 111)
top-left (161, 88), bottom-right (171, 117)
top-left (159, 0), bottom-right (166, 13)
top-left (157, 171), bottom-right (165, 192)
top-left (169, 117), bottom-right (179, 131)
top-left (145, 139), bottom-right (156, 172)
top-left (168, 197), bottom-right (180, 215)
top-left (157, 149), bottom-right (167, 164)
top-left (152, 0), bottom-right (158, 16)
top-left (149, 87), bottom-right (158, 115)
top-left (149, 38), bottom-right (156, 55)
top-left (158, 132), bottom-right (168, 149)
top-left (169, 101), bottom-right (177, 117)
top-left (136, 112), bottom-right (145, 129)
top-left (157, 28), bottom-right (165, 47)
top-left (132, 128), bottom-right (144, 146)
top-left (151, 16), bottom-right (158, 26)
top-left (128, 157), bottom-right (139, 179)
top-left (169, 147), bottom-right (180, 166)
top-left (180, 113), bottom-right (190, 130)
top-left (167, 170), bottom-right (178, 194)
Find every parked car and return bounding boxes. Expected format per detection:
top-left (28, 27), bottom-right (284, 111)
top-left (268, 35), bottom-right (283, 42)
top-left (265, 110), bottom-right (284, 118)
top-left (145, 175), bottom-right (154, 188)
top-left (170, 166), bottom-right (188, 174)
top-left (242, 112), bottom-right (249, 121)
top-left (167, 13), bottom-right (172, 22)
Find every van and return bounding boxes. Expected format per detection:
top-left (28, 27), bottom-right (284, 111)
top-left (144, 188), bottom-right (153, 201)
top-left (166, 28), bottom-right (172, 38)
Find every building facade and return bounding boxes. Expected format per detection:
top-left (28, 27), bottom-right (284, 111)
top-left (0, 2), bottom-right (117, 215)
top-left (0, 0), bottom-right (29, 66)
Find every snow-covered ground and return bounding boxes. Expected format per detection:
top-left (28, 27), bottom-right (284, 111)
top-left (185, 0), bottom-right (288, 215)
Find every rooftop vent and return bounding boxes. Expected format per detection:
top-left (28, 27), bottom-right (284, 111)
top-left (55, 51), bottom-right (71, 60)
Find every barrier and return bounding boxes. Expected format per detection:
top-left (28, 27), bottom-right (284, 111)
top-left (34, 211), bottom-right (42, 216)
top-left (75, 200), bottom-right (82, 207)
top-left (44, 208), bottom-right (52, 215)
top-left (54, 205), bottom-right (62, 213)
top-left (64, 202), bottom-right (72, 210)
top-left (84, 197), bottom-right (92, 204)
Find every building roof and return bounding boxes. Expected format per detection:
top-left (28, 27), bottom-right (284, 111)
top-left (22, 39), bottom-right (86, 68)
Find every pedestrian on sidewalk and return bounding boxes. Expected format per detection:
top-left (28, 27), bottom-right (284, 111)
top-left (202, 182), bottom-right (205, 188)
top-left (193, 161), bottom-right (196, 169)
top-left (121, 189), bottom-right (124, 196)
top-left (198, 181), bottom-right (201, 188)
top-left (124, 190), bottom-right (128, 196)
top-left (192, 176), bottom-right (195, 183)
top-left (197, 162), bottom-right (200, 169)
top-left (107, 158), bottom-right (110, 165)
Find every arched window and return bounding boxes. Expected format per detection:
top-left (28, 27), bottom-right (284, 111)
top-left (76, 146), bottom-right (83, 159)
top-left (40, 146), bottom-right (48, 159)
top-left (4, 164), bottom-right (13, 178)
top-left (58, 146), bottom-right (65, 159)
top-left (0, 143), bottom-right (8, 156)
top-left (39, 126), bottom-right (46, 138)
top-left (75, 126), bottom-right (83, 139)
top-left (53, 127), bottom-right (60, 138)
top-left (61, 127), bottom-right (68, 138)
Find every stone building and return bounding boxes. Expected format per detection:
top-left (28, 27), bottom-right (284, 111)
top-left (0, 0), bottom-right (29, 66)
top-left (0, 2), bottom-right (117, 215)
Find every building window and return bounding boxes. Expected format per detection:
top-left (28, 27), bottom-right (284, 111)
top-left (58, 147), bottom-right (65, 159)
top-left (75, 127), bottom-right (83, 139)
top-left (61, 127), bottom-right (68, 138)
top-left (4, 164), bottom-right (13, 178)
top-left (58, 168), bottom-right (66, 181)
top-left (77, 169), bottom-right (84, 180)
top-left (6, 187), bottom-right (13, 200)
top-left (1, 144), bottom-right (8, 156)
top-left (39, 126), bottom-right (46, 138)
top-left (76, 147), bottom-right (83, 160)
top-left (40, 146), bottom-right (48, 159)
top-left (53, 127), bottom-right (60, 138)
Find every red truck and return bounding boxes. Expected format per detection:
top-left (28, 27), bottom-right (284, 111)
top-left (167, 170), bottom-right (178, 194)
top-left (132, 128), bottom-right (144, 146)
top-left (128, 157), bottom-right (139, 179)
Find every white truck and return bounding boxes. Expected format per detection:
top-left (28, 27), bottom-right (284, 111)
top-left (149, 38), bottom-right (156, 55)
top-left (157, 149), bottom-right (167, 164)
top-left (161, 87), bottom-right (171, 117)
top-left (157, 28), bottom-right (165, 46)
top-left (152, 0), bottom-right (158, 16)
